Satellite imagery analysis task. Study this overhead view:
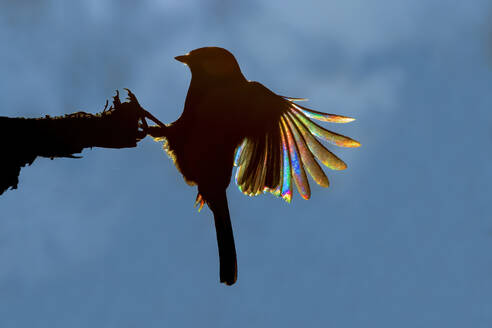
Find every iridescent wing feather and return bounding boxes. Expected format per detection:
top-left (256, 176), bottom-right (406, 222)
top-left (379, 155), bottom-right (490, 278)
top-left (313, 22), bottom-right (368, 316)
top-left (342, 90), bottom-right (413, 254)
top-left (234, 87), bottom-right (360, 203)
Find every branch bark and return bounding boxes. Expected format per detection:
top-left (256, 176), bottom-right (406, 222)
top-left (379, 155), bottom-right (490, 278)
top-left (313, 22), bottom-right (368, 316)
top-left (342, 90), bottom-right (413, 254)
top-left (0, 89), bottom-right (163, 195)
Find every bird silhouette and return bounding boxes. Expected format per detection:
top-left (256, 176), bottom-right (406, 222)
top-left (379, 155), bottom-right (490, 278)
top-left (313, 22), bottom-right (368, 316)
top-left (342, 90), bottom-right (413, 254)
top-left (149, 47), bottom-right (360, 285)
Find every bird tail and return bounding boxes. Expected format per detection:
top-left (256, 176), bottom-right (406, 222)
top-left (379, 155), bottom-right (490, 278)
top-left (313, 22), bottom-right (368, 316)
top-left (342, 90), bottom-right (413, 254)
top-left (204, 191), bottom-right (238, 286)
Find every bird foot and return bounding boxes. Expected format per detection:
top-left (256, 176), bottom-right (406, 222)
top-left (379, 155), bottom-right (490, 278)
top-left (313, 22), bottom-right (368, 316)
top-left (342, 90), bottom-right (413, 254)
top-left (122, 88), bottom-right (168, 139)
top-left (120, 88), bottom-right (167, 138)
top-left (194, 193), bottom-right (205, 212)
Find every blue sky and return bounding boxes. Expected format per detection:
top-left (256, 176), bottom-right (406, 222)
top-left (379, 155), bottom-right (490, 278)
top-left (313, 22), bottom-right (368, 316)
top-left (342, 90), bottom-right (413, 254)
top-left (1, 1), bottom-right (492, 327)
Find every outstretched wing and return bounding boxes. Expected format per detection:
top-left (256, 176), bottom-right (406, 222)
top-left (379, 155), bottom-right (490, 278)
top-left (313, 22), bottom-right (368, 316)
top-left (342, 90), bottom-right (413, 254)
top-left (234, 82), bottom-right (360, 203)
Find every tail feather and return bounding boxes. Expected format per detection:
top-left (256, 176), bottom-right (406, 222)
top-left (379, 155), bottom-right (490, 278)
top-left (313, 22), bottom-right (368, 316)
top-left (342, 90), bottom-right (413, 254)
top-left (205, 191), bottom-right (237, 285)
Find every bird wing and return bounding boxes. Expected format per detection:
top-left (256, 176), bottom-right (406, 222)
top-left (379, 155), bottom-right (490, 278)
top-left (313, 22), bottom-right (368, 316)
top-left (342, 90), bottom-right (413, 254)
top-left (233, 82), bottom-right (360, 203)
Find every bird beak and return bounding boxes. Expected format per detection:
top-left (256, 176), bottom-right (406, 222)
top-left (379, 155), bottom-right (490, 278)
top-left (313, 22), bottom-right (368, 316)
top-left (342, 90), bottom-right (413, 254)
top-left (175, 54), bottom-right (189, 64)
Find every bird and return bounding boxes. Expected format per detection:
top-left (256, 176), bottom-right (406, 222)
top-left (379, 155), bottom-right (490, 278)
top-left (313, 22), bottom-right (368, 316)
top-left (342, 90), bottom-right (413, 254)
top-left (148, 47), bottom-right (360, 285)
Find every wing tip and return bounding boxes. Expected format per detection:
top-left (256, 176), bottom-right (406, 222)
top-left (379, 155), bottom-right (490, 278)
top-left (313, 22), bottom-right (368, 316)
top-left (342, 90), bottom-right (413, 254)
top-left (337, 139), bottom-right (361, 148)
top-left (337, 116), bottom-right (356, 123)
top-left (334, 162), bottom-right (348, 171)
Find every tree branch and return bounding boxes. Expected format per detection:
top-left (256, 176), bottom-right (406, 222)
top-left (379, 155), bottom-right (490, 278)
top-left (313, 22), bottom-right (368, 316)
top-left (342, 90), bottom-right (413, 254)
top-left (0, 89), bottom-right (164, 195)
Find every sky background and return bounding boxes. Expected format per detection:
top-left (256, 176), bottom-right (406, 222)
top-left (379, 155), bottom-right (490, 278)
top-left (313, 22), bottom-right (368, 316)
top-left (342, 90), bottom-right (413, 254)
top-left (1, 1), bottom-right (492, 327)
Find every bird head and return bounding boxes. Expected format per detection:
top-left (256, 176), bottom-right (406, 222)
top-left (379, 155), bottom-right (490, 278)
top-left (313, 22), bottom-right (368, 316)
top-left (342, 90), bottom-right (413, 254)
top-left (175, 47), bottom-right (243, 80)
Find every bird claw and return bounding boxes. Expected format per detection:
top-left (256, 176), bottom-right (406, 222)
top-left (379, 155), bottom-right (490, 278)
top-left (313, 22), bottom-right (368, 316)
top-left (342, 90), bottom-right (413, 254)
top-left (121, 88), bottom-right (153, 134)
top-left (124, 88), bottom-right (139, 106)
top-left (194, 194), bottom-right (205, 212)
top-left (107, 88), bottom-right (167, 140)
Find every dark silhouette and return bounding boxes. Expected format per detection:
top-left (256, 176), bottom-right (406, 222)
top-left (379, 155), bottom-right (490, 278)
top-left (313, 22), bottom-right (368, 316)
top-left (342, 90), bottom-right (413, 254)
top-left (0, 90), bottom-right (162, 195)
top-left (147, 47), bottom-right (361, 285)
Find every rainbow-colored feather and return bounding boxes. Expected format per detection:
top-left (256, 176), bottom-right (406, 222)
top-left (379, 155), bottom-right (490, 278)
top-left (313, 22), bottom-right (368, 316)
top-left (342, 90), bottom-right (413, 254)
top-left (234, 97), bottom-right (360, 202)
